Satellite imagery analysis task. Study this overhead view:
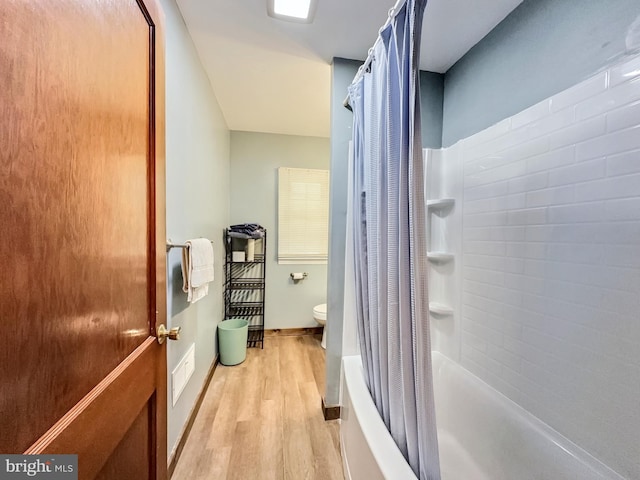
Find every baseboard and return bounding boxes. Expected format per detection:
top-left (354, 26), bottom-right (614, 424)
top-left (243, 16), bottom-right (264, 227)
top-left (168, 355), bottom-right (219, 478)
top-left (322, 396), bottom-right (341, 421)
top-left (264, 327), bottom-right (323, 337)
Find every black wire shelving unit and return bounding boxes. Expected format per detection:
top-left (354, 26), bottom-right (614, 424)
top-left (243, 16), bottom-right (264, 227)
top-left (224, 229), bottom-right (266, 348)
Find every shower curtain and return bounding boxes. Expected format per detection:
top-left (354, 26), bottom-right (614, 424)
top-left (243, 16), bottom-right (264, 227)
top-left (347, 1), bottom-right (440, 479)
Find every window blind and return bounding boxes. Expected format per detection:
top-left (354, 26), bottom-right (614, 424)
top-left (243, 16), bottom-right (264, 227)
top-left (278, 167), bottom-right (330, 264)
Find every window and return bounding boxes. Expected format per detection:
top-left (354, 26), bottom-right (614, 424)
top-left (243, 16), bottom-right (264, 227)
top-left (278, 167), bottom-right (330, 264)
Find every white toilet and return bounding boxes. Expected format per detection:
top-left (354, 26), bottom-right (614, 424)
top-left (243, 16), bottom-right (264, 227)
top-left (313, 303), bottom-right (327, 349)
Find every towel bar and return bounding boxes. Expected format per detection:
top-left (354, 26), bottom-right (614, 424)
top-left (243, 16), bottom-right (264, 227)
top-left (166, 239), bottom-right (214, 252)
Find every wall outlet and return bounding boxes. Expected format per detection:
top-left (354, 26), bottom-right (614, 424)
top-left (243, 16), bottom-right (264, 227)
top-left (172, 343), bottom-right (196, 406)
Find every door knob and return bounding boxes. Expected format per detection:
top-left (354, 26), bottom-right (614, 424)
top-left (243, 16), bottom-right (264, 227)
top-left (156, 324), bottom-right (181, 344)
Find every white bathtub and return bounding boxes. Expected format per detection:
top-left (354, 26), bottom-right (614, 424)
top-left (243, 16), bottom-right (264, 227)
top-left (340, 352), bottom-right (624, 480)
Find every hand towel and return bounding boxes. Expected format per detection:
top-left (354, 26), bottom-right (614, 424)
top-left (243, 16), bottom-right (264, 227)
top-left (181, 238), bottom-right (214, 303)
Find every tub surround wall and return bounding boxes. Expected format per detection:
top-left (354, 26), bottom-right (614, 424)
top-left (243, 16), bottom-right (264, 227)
top-left (442, 0), bottom-right (640, 147)
top-left (425, 148), bottom-right (463, 362)
top-left (430, 0), bottom-right (640, 475)
top-left (430, 55), bottom-right (640, 478)
top-left (431, 354), bottom-right (623, 480)
top-left (342, 353), bottom-right (624, 480)
top-left (162, 0), bottom-right (230, 461)
top-left (229, 131), bottom-right (330, 330)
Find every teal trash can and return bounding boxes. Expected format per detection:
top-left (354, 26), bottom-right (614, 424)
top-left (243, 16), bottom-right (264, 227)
top-left (218, 318), bottom-right (249, 366)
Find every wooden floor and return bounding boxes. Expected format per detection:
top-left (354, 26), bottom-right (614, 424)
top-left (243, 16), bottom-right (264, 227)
top-left (172, 335), bottom-right (344, 480)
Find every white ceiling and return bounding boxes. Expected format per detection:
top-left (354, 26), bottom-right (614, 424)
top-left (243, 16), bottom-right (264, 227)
top-left (176, 0), bottom-right (523, 138)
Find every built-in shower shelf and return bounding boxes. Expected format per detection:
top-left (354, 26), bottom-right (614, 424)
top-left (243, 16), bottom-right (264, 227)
top-left (429, 302), bottom-right (454, 316)
top-left (427, 252), bottom-right (454, 263)
top-left (427, 198), bottom-right (455, 210)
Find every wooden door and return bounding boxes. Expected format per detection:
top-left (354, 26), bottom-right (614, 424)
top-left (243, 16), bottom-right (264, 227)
top-left (0, 0), bottom-right (167, 479)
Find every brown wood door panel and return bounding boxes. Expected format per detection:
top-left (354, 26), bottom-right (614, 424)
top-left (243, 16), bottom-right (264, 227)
top-left (95, 403), bottom-right (152, 480)
top-left (0, 0), bottom-right (167, 478)
top-left (25, 338), bottom-right (157, 479)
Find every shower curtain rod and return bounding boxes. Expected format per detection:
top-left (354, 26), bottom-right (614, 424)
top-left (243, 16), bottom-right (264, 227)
top-left (343, 0), bottom-right (408, 110)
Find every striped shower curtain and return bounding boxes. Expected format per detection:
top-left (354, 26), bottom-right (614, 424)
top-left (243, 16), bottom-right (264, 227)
top-left (347, 1), bottom-right (441, 479)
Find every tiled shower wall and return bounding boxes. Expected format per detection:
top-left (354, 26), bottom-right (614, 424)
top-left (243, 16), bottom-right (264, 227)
top-left (446, 54), bottom-right (640, 478)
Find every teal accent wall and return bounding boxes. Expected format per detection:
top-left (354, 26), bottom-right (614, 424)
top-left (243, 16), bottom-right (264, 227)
top-left (442, 0), bottom-right (640, 146)
top-left (161, 0), bottom-right (231, 460)
top-left (326, 58), bottom-right (360, 406)
top-left (229, 131), bottom-right (330, 330)
top-left (420, 71), bottom-right (445, 149)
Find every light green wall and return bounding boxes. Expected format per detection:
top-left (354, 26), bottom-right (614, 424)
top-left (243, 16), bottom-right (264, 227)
top-left (230, 131), bottom-right (330, 330)
top-left (161, 0), bottom-right (230, 461)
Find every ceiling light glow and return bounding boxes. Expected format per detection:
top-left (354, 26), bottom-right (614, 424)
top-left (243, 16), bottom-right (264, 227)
top-left (268, 0), bottom-right (315, 23)
top-left (274, 0), bottom-right (311, 19)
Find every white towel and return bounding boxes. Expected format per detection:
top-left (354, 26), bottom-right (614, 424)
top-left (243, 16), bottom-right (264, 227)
top-left (181, 238), bottom-right (214, 304)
